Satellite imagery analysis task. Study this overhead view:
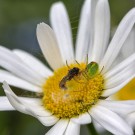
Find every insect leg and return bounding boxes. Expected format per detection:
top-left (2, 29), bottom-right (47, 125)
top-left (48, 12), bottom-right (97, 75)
top-left (66, 60), bottom-right (70, 69)
top-left (82, 71), bottom-right (90, 80)
top-left (99, 66), bottom-right (104, 74)
top-left (75, 60), bottom-right (80, 66)
top-left (86, 54), bottom-right (88, 65)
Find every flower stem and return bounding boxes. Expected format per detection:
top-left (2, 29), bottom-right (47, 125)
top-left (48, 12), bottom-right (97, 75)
top-left (87, 123), bottom-right (99, 135)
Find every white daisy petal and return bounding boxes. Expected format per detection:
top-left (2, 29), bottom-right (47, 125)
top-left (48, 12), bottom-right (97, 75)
top-left (98, 100), bottom-right (135, 115)
top-left (100, 8), bottom-right (135, 73)
top-left (0, 46), bottom-right (20, 61)
top-left (2, 82), bottom-right (58, 126)
top-left (23, 98), bottom-right (58, 126)
top-left (26, 105), bottom-right (58, 126)
top-left (0, 70), bottom-right (41, 92)
top-left (103, 73), bottom-right (135, 97)
top-left (120, 26), bottom-right (135, 59)
top-left (64, 120), bottom-right (80, 135)
top-left (38, 115), bottom-right (59, 127)
top-left (3, 82), bottom-right (30, 115)
top-left (88, 0), bottom-right (98, 58)
top-left (0, 96), bottom-right (15, 111)
top-left (104, 53), bottom-right (135, 79)
top-left (75, 0), bottom-right (91, 62)
top-left (36, 23), bottom-right (63, 70)
top-left (0, 46), bottom-right (43, 86)
top-left (112, 27), bottom-right (135, 68)
top-left (112, 100), bottom-right (135, 105)
top-left (71, 112), bottom-right (91, 125)
top-left (20, 97), bottom-right (52, 117)
top-left (3, 81), bottom-right (47, 116)
top-left (105, 63), bottom-right (135, 89)
top-left (90, 105), bottom-right (133, 135)
top-left (26, 104), bottom-right (58, 126)
top-left (93, 120), bottom-right (105, 133)
top-left (13, 49), bottom-right (53, 77)
top-left (126, 112), bottom-right (135, 128)
top-left (91, 0), bottom-right (110, 63)
top-left (50, 2), bottom-right (74, 64)
top-left (21, 97), bottom-right (42, 105)
top-left (45, 119), bottom-right (69, 135)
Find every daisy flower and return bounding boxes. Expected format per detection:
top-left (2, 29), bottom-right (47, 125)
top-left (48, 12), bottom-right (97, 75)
top-left (1, 0), bottom-right (135, 135)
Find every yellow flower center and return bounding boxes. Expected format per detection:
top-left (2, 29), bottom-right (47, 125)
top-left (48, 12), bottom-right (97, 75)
top-left (114, 78), bottom-right (135, 100)
top-left (42, 63), bottom-right (104, 118)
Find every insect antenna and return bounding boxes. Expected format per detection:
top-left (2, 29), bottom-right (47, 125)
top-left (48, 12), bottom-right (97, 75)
top-left (74, 60), bottom-right (88, 80)
top-left (66, 60), bottom-right (70, 69)
top-left (79, 54), bottom-right (90, 80)
top-left (86, 54), bottom-right (88, 65)
top-left (75, 60), bottom-right (80, 66)
top-left (99, 66), bottom-right (104, 74)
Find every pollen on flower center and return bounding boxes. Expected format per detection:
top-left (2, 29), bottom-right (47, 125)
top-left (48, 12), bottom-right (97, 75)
top-left (42, 63), bottom-right (104, 118)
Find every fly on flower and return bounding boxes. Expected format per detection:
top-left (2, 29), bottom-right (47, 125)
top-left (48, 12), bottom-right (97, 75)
top-left (59, 67), bottom-right (80, 90)
top-left (59, 61), bottom-right (99, 90)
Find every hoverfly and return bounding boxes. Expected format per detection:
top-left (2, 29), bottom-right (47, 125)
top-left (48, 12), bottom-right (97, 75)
top-left (59, 61), bottom-right (99, 90)
top-left (59, 67), bottom-right (80, 90)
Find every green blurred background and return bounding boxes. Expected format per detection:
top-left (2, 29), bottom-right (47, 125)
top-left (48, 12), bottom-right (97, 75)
top-left (0, 0), bottom-right (135, 135)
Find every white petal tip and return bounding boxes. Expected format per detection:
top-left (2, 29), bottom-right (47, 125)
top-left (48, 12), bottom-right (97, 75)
top-left (2, 81), bottom-right (8, 89)
top-left (50, 2), bottom-right (65, 16)
top-left (37, 22), bottom-right (50, 30)
top-left (51, 1), bottom-right (64, 8)
top-left (71, 113), bottom-right (91, 125)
